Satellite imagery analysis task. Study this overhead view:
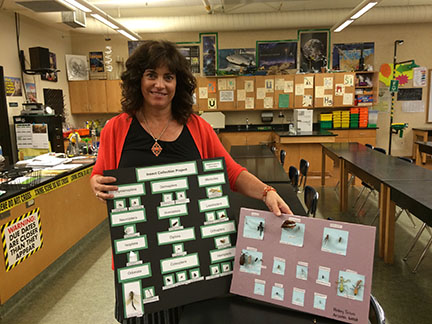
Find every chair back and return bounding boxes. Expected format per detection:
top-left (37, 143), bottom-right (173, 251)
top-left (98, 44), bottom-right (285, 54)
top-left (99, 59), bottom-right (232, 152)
top-left (369, 294), bottom-right (386, 324)
top-left (365, 144), bottom-right (374, 149)
top-left (270, 146), bottom-right (276, 154)
top-left (288, 166), bottom-right (299, 192)
top-left (304, 185), bottom-right (319, 217)
top-left (280, 149), bottom-right (286, 166)
top-left (373, 147), bottom-right (386, 154)
top-left (398, 156), bottom-right (413, 164)
top-left (299, 158), bottom-right (309, 189)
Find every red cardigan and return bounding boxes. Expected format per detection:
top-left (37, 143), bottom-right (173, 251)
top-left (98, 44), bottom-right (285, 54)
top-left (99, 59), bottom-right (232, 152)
top-left (92, 113), bottom-right (246, 191)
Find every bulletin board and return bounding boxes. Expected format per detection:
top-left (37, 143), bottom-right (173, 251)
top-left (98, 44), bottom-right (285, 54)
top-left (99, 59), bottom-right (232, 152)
top-left (294, 74), bottom-right (314, 108)
top-left (333, 72), bottom-right (355, 107)
top-left (255, 76), bottom-right (275, 109)
top-left (274, 75), bottom-right (295, 109)
top-left (104, 158), bottom-right (236, 319)
top-left (217, 77), bottom-right (236, 110)
top-left (197, 77), bottom-right (218, 111)
top-left (237, 76), bottom-right (256, 109)
top-left (314, 73), bottom-right (334, 108)
top-left (231, 208), bottom-right (376, 324)
top-left (428, 69), bottom-right (432, 123)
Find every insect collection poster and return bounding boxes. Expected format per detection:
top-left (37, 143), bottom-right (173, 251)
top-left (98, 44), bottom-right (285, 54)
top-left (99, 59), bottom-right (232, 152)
top-left (230, 208), bottom-right (376, 324)
top-left (104, 158), bottom-right (236, 319)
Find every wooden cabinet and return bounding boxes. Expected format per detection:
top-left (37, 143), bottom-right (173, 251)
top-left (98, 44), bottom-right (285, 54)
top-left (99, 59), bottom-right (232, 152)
top-left (330, 129), bottom-right (376, 145)
top-left (218, 132), bottom-right (272, 152)
top-left (69, 80), bottom-right (123, 114)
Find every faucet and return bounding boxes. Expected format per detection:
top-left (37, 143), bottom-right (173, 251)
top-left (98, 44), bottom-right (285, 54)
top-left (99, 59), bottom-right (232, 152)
top-left (246, 117), bottom-right (249, 130)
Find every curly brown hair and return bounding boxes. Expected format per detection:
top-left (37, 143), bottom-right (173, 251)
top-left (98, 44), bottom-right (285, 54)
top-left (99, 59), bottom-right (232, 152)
top-left (120, 40), bottom-right (196, 124)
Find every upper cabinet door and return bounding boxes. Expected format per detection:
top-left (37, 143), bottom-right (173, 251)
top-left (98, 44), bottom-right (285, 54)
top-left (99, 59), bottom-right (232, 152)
top-left (106, 80), bottom-right (123, 113)
top-left (69, 81), bottom-right (90, 113)
top-left (87, 80), bottom-right (108, 113)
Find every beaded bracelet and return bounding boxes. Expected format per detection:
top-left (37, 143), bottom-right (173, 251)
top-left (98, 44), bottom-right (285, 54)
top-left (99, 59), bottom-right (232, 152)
top-left (262, 185), bottom-right (277, 202)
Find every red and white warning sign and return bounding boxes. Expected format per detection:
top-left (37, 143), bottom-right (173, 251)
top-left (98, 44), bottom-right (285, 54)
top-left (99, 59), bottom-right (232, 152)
top-left (1, 208), bottom-right (43, 271)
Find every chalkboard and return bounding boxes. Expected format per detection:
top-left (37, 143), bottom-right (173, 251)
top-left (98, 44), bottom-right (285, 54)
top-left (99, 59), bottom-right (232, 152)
top-left (397, 88), bottom-right (423, 101)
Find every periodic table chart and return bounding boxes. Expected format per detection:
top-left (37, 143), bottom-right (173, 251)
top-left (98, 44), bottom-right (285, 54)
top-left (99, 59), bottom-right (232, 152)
top-left (230, 208), bottom-right (376, 324)
top-left (104, 158), bottom-right (237, 319)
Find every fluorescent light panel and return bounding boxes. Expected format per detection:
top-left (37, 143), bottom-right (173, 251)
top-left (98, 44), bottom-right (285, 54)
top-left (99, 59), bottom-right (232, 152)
top-left (91, 13), bottom-right (119, 29)
top-left (62, 0), bottom-right (92, 12)
top-left (117, 29), bottom-right (139, 41)
top-left (351, 1), bottom-right (378, 19)
top-left (334, 19), bottom-right (354, 32)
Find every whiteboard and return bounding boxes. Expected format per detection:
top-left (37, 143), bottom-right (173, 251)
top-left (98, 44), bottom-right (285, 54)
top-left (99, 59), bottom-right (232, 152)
top-left (428, 69), bottom-right (432, 123)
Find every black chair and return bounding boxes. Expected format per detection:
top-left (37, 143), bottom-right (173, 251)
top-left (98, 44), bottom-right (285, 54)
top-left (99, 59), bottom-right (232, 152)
top-left (373, 147), bottom-right (386, 154)
top-left (288, 166), bottom-right (299, 192)
top-left (280, 149), bottom-right (286, 167)
top-left (369, 294), bottom-right (386, 324)
top-left (304, 185), bottom-right (318, 217)
top-left (299, 159), bottom-right (309, 192)
top-left (270, 146), bottom-right (276, 154)
top-left (403, 222), bottom-right (432, 273)
top-left (365, 143), bottom-right (374, 149)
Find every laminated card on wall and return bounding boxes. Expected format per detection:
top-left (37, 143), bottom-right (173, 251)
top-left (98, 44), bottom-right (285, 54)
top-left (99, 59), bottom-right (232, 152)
top-left (230, 208), bottom-right (375, 324)
top-left (104, 158), bottom-right (236, 319)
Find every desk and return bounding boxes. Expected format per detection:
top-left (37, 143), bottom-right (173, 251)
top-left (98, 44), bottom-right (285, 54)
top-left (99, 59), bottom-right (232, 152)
top-left (412, 128), bottom-right (432, 163)
top-left (415, 141), bottom-right (432, 166)
top-left (230, 145), bottom-right (274, 158)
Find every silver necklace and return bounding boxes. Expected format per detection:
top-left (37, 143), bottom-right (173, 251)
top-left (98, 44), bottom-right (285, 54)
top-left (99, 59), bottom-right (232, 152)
top-left (142, 115), bottom-right (171, 157)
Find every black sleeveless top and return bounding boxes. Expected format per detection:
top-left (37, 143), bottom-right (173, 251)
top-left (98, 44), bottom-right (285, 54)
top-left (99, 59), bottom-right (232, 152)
top-left (119, 117), bottom-right (201, 168)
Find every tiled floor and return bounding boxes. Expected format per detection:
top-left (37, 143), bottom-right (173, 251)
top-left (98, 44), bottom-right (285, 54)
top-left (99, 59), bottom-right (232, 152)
top-left (1, 179), bottom-right (431, 324)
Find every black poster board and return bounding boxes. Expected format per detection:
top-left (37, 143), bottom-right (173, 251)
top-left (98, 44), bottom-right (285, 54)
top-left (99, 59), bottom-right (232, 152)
top-left (397, 88), bottom-right (423, 101)
top-left (104, 158), bottom-right (236, 319)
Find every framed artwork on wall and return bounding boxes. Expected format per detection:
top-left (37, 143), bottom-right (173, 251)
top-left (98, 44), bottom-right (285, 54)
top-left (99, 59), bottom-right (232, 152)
top-left (218, 48), bottom-right (255, 75)
top-left (298, 29), bottom-right (330, 73)
top-left (256, 40), bottom-right (297, 74)
top-left (177, 43), bottom-right (201, 74)
top-left (332, 42), bottom-right (375, 72)
top-left (65, 54), bottom-right (89, 81)
top-left (200, 33), bottom-right (218, 76)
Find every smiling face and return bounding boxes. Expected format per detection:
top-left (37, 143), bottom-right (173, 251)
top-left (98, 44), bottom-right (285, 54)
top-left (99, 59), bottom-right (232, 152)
top-left (141, 65), bottom-right (176, 111)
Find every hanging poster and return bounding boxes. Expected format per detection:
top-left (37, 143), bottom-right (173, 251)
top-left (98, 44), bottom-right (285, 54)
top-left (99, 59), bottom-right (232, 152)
top-left (218, 48), bottom-right (255, 75)
top-left (257, 40), bottom-right (297, 74)
top-left (89, 51), bottom-right (104, 72)
top-left (41, 52), bottom-right (58, 82)
top-left (4, 76), bottom-right (22, 96)
top-left (178, 45), bottom-right (200, 74)
top-left (298, 30), bottom-right (329, 73)
top-left (104, 158), bottom-right (236, 319)
top-left (25, 83), bottom-right (37, 102)
top-left (201, 33), bottom-right (217, 76)
top-left (332, 43), bottom-right (374, 72)
top-left (128, 41), bottom-right (146, 56)
top-left (65, 54), bottom-right (89, 81)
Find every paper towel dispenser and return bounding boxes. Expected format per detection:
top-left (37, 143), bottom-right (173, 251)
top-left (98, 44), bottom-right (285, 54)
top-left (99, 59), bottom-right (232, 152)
top-left (261, 112), bottom-right (273, 123)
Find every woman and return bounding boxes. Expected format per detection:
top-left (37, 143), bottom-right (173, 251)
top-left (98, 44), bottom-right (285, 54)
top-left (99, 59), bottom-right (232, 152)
top-left (90, 40), bottom-right (292, 323)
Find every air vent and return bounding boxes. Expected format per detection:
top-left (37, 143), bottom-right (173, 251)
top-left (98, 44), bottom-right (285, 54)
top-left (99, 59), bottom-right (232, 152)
top-left (62, 10), bottom-right (86, 28)
top-left (16, 0), bottom-right (73, 12)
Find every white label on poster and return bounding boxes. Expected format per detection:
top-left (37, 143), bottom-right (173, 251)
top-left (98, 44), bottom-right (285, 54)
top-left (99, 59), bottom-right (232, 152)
top-left (275, 78), bottom-right (284, 90)
top-left (111, 209), bottom-right (146, 226)
top-left (257, 88), bottom-right (266, 99)
top-left (201, 220), bottom-right (236, 238)
top-left (245, 80), bottom-right (254, 92)
top-left (218, 79), bottom-right (227, 90)
top-left (119, 264), bottom-right (151, 282)
top-left (2, 209), bottom-right (42, 269)
top-left (203, 160), bottom-right (223, 171)
top-left (198, 172), bottom-right (225, 186)
top-left (304, 77), bottom-right (314, 89)
top-left (265, 79), bottom-right (274, 92)
top-left (210, 247), bottom-right (236, 262)
top-left (151, 178), bottom-right (188, 193)
top-left (112, 184), bottom-right (145, 198)
top-left (199, 196), bottom-right (230, 212)
top-left (157, 227), bottom-right (195, 245)
top-left (158, 204), bottom-right (188, 218)
top-left (324, 77), bottom-right (333, 89)
top-left (208, 98), bottom-right (217, 109)
top-left (284, 80), bottom-right (294, 93)
top-left (413, 67), bottom-right (427, 87)
top-left (323, 94), bottom-right (333, 106)
top-left (344, 74), bottom-right (354, 87)
top-left (226, 78), bottom-right (236, 90)
top-left (116, 236), bottom-right (147, 253)
top-left (123, 281), bottom-right (144, 318)
top-left (137, 161), bottom-right (197, 181)
top-left (295, 84), bottom-right (304, 96)
top-left (219, 90), bottom-right (234, 102)
top-left (335, 84), bottom-right (344, 96)
top-left (402, 101), bottom-right (424, 112)
top-left (245, 97), bottom-right (254, 109)
top-left (315, 86), bottom-right (324, 98)
top-left (264, 97), bottom-right (273, 108)
top-left (199, 87), bottom-right (208, 99)
top-left (160, 254), bottom-right (199, 273)
top-left (343, 93), bottom-right (354, 105)
top-left (237, 89), bottom-right (246, 101)
top-left (302, 95), bottom-right (313, 107)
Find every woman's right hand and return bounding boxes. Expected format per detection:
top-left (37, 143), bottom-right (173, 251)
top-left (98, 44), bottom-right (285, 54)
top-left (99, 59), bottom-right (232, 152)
top-left (90, 174), bottom-right (118, 202)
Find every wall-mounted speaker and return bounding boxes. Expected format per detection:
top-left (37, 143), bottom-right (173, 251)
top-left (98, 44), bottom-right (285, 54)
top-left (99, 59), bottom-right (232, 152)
top-left (29, 46), bottom-right (50, 70)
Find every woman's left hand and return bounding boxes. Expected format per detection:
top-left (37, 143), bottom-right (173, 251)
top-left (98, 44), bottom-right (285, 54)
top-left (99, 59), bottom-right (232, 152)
top-left (264, 190), bottom-right (293, 216)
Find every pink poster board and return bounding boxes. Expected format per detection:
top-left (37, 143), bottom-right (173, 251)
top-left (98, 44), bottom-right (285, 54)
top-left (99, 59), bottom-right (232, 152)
top-left (230, 208), bottom-right (376, 324)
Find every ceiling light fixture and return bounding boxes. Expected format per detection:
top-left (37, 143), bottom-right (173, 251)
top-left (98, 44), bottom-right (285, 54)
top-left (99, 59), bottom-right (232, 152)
top-left (90, 13), bottom-right (119, 29)
top-left (59, 0), bottom-right (92, 13)
top-left (331, 0), bottom-right (381, 33)
top-left (117, 29), bottom-right (139, 41)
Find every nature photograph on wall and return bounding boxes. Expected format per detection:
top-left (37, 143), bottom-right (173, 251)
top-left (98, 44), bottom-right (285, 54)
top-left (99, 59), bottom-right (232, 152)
top-left (201, 34), bottom-right (217, 76)
top-left (332, 42), bottom-right (375, 72)
top-left (298, 30), bottom-right (329, 73)
top-left (257, 41), bottom-right (297, 74)
top-left (178, 45), bottom-right (200, 74)
top-left (218, 48), bottom-right (255, 75)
